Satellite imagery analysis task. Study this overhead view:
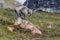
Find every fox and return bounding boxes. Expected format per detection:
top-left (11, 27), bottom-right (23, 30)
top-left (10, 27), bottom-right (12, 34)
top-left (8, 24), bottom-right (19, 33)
top-left (14, 5), bottom-right (33, 26)
top-left (14, 5), bottom-right (32, 20)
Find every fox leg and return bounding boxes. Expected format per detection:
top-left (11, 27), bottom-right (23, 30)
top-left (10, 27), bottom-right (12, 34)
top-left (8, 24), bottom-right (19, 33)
top-left (14, 17), bottom-right (23, 26)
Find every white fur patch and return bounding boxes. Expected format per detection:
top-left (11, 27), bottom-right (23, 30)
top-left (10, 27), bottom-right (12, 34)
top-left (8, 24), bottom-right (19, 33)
top-left (16, 17), bottom-right (22, 24)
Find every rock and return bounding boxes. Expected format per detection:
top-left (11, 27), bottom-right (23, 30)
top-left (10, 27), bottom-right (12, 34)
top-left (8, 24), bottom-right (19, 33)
top-left (12, 17), bottom-right (43, 35)
top-left (23, 0), bottom-right (60, 13)
top-left (46, 23), bottom-right (58, 29)
top-left (17, 18), bottom-right (42, 35)
top-left (7, 26), bottom-right (15, 32)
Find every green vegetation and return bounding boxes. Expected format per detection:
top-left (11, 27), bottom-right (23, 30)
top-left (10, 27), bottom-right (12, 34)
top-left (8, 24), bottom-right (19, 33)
top-left (0, 8), bottom-right (60, 40)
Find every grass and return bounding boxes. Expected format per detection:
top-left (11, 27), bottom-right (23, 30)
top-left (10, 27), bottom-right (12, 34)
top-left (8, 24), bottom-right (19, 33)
top-left (0, 8), bottom-right (60, 40)
top-left (27, 12), bottom-right (60, 25)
